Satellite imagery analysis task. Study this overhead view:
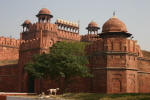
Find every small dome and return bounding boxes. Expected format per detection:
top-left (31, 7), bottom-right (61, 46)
top-left (88, 21), bottom-right (98, 27)
top-left (102, 16), bottom-right (127, 33)
top-left (22, 20), bottom-right (31, 26)
top-left (38, 8), bottom-right (51, 15)
top-left (24, 20), bottom-right (31, 24)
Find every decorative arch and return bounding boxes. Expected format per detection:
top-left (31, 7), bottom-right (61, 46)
top-left (112, 78), bottom-right (122, 93)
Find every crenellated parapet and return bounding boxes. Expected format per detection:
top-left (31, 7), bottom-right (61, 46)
top-left (81, 34), bottom-right (99, 42)
top-left (20, 38), bottom-right (41, 51)
top-left (21, 22), bottom-right (58, 40)
top-left (24, 22), bottom-right (58, 32)
top-left (0, 36), bottom-right (20, 48)
top-left (57, 30), bottom-right (81, 41)
top-left (0, 36), bottom-right (20, 61)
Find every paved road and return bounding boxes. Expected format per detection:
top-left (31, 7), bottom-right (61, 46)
top-left (7, 96), bottom-right (67, 100)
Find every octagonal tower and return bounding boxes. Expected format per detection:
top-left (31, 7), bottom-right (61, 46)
top-left (87, 14), bottom-right (143, 93)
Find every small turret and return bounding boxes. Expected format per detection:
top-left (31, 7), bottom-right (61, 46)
top-left (86, 21), bottom-right (100, 34)
top-left (36, 8), bottom-right (53, 23)
top-left (21, 20), bottom-right (31, 32)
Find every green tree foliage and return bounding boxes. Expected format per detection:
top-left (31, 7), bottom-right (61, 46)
top-left (25, 41), bottom-right (92, 91)
top-left (24, 54), bottom-right (51, 79)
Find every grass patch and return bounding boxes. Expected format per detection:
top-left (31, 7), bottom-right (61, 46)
top-left (58, 93), bottom-right (150, 100)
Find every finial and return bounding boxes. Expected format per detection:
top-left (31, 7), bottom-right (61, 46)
top-left (112, 11), bottom-right (117, 18)
top-left (113, 11), bottom-right (115, 16)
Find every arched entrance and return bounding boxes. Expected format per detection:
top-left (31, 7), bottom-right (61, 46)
top-left (28, 76), bottom-right (34, 93)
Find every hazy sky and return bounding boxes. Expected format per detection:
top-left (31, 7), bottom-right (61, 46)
top-left (0, 0), bottom-right (150, 50)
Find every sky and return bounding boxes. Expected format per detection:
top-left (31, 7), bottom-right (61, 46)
top-left (0, 0), bottom-right (150, 50)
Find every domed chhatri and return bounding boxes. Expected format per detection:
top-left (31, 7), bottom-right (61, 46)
top-left (23, 20), bottom-right (31, 25)
top-left (102, 16), bottom-right (127, 33)
top-left (21, 20), bottom-right (31, 26)
top-left (86, 21), bottom-right (100, 34)
top-left (36, 8), bottom-right (53, 18)
top-left (36, 8), bottom-right (53, 23)
top-left (86, 21), bottom-right (100, 30)
top-left (21, 20), bottom-right (31, 32)
top-left (88, 21), bottom-right (98, 28)
top-left (39, 8), bottom-right (51, 15)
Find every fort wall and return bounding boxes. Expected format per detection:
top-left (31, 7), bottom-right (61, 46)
top-left (138, 72), bottom-right (150, 93)
top-left (18, 38), bottom-right (43, 92)
top-left (92, 69), bottom-right (107, 93)
top-left (137, 58), bottom-right (150, 93)
top-left (0, 37), bottom-right (20, 61)
top-left (35, 77), bottom-right (91, 94)
top-left (0, 64), bottom-right (19, 92)
top-left (81, 34), bottom-right (98, 42)
top-left (85, 36), bottom-right (150, 93)
top-left (1, 7), bottom-right (150, 94)
top-left (20, 38), bottom-right (40, 51)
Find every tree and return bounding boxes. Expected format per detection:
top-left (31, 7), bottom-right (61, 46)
top-left (24, 41), bottom-right (92, 92)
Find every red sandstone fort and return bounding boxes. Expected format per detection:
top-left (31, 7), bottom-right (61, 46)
top-left (0, 8), bottom-right (150, 94)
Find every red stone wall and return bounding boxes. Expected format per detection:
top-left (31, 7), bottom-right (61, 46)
top-left (0, 37), bottom-right (20, 61)
top-left (92, 69), bottom-right (107, 93)
top-left (138, 73), bottom-right (150, 93)
top-left (126, 70), bottom-right (138, 93)
top-left (137, 59), bottom-right (150, 93)
top-left (81, 34), bottom-right (99, 42)
top-left (35, 77), bottom-right (91, 94)
top-left (0, 95), bottom-right (6, 100)
top-left (138, 59), bottom-right (150, 72)
top-left (18, 38), bottom-right (41, 92)
top-left (0, 64), bottom-right (19, 92)
top-left (107, 55), bottom-right (126, 68)
top-left (107, 70), bottom-right (126, 93)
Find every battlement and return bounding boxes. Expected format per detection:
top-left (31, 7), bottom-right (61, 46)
top-left (20, 38), bottom-right (41, 51)
top-left (23, 22), bottom-right (58, 32)
top-left (0, 36), bottom-right (19, 61)
top-left (0, 36), bottom-right (20, 48)
top-left (57, 30), bottom-right (80, 41)
top-left (81, 34), bottom-right (99, 42)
